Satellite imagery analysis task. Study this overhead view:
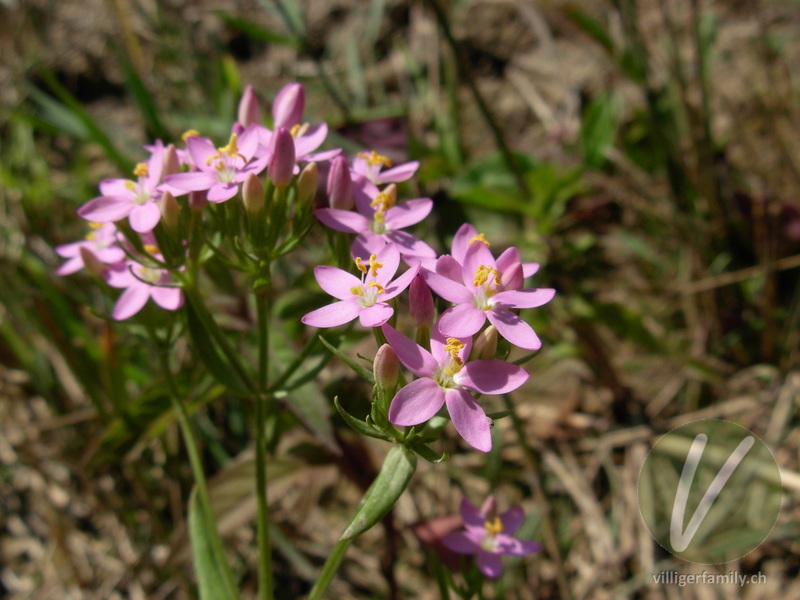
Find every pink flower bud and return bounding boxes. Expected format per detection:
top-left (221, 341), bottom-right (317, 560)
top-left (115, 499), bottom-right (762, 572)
top-left (238, 85), bottom-right (261, 127)
top-left (267, 127), bottom-right (296, 188)
top-left (162, 144), bottom-right (181, 177)
top-left (472, 326), bottom-right (498, 360)
top-left (373, 344), bottom-right (399, 391)
top-left (297, 162), bottom-right (319, 205)
top-left (242, 173), bottom-right (265, 214)
top-left (79, 246), bottom-right (106, 279)
top-left (160, 191), bottom-right (181, 229)
top-left (327, 155), bottom-right (354, 210)
top-left (272, 83), bottom-right (304, 128)
top-left (189, 189), bottom-right (207, 211)
top-left (409, 274), bottom-right (434, 328)
top-left (500, 262), bottom-right (523, 291)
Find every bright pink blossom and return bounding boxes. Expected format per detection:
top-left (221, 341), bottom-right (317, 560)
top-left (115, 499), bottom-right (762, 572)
top-left (104, 260), bottom-right (183, 320)
top-left (55, 223), bottom-right (125, 275)
top-left (382, 324), bottom-right (528, 452)
top-left (423, 242), bottom-right (555, 350)
top-left (302, 244), bottom-right (419, 329)
top-left (351, 150), bottom-right (419, 187)
top-left (442, 497), bottom-right (541, 578)
top-left (449, 223), bottom-right (539, 288)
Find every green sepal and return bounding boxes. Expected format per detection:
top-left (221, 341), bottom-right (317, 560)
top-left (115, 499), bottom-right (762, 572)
top-left (334, 397), bottom-right (393, 442)
top-left (408, 442), bottom-right (449, 464)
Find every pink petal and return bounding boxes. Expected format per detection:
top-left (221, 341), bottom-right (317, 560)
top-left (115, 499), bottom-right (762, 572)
top-left (459, 498), bottom-right (485, 529)
top-left (441, 531), bottom-right (481, 554)
top-left (381, 263), bottom-right (419, 300)
top-left (381, 324), bottom-right (438, 377)
top-left (486, 308), bottom-right (541, 351)
top-left (56, 256), bottom-right (83, 276)
top-left (384, 198), bottom-right (433, 230)
top-left (351, 232), bottom-right (389, 260)
top-left (99, 178), bottom-right (132, 196)
top-left (451, 223), bottom-right (478, 265)
top-left (388, 377), bottom-right (445, 426)
top-left (421, 270), bottom-right (473, 304)
top-left (429, 328), bottom-right (472, 367)
top-left (377, 161), bottom-right (419, 184)
top-left (314, 266), bottom-right (362, 300)
top-left (373, 243), bottom-right (401, 283)
top-left (55, 241), bottom-right (84, 258)
top-left (77, 197), bottom-right (133, 223)
top-left (459, 360), bottom-right (528, 395)
top-left (385, 231), bottom-right (437, 259)
top-left (359, 303), bottom-right (394, 327)
top-left (477, 550), bottom-right (503, 578)
top-left (294, 123), bottom-right (327, 158)
top-left (272, 82), bottom-right (304, 128)
top-left (164, 171), bottom-right (218, 193)
top-left (113, 285), bottom-right (151, 320)
top-left (129, 202), bottom-right (161, 233)
top-left (104, 263), bottom-right (137, 288)
top-left (237, 124), bottom-right (262, 159)
top-left (493, 288), bottom-right (555, 309)
top-left (301, 300), bottom-right (362, 328)
top-left (444, 388), bottom-right (492, 452)
top-left (500, 263), bottom-right (524, 291)
top-left (435, 254), bottom-right (464, 282)
top-left (315, 208), bottom-right (370, 234)
top-left (353, 180), bottom-right (381, 215)
top-left (95, 247), bottom-right (126, 264)
top-left (437, 304), bottom-right (486, 338)
top-left (151, 286), bottom-right (183, 311)
top-left (208, 182), bottom-right (239, 203)
top-left (496, 535), bottom-right (541, 556)
top-left (186, 136), bottom-right (217, 170)
top-left (303, 148), bottom-right (341, 162)
top-left (498, 506), bottom-right (526, 537)
top-left (495, 247), bottom-right (521, 273)
top-left (523, 262), bottom-right (540, 277)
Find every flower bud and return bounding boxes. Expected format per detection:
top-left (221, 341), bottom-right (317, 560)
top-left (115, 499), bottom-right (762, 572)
top-left (327, 155), bottom-right (354, 210)
top-left (159, 191), bottom-right (181, 229)
top-left (272, 82), bottom-right (304, 128)
top-left (472, 326), bottom-right (498, 360)
top-left (500, 262), bottom-right (523, 291)
top-left (79, 246), bottom-right (106, 279)
top-left (237, 85), bottom-right (261, 127)
top-left (189, 189), bottom-right (207, 211)
top-left (267, 127), bottom-right (296, 188)
top-left (409, 274), bottom-right (434, 328)
top-left (162, 144), bottom-right (181, 177)
top-left (242, 172), bottom-right (265, 214)
top-left (373, 344), bottom-right (399, 391)
top-left (297, 162), bottom-right (319, 205)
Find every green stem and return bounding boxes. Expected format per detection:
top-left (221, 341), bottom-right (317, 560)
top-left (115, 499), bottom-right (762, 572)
top-left (307, 539), bottom-right (353, 600)
top-left (255, 276), bottom-right (274, 600)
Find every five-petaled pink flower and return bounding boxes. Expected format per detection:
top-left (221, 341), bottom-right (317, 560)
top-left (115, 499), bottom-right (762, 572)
top-left (442, 497), bottom-right (541, 578)
top-left (55, 222), bottom-right (125, 275)
top-left (350, 150), bottom-right (419, 187)
top-left (78, 144), bottom-right (166, 233)
top-left (302, 244), bottom-right (419, 329)
top-left (382, 324), bottom-right (528, 452)
top-left (104, 258), bottom-right (183, 321)
top-left (164, 126), bottom-right (268, 203)
top-left (423, 241), bottom-right (555, 350)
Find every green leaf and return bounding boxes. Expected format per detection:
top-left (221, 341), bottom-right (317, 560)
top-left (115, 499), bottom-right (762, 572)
top-left (340, 445), bottom-right (416, 540)
top-left (580, 92), bottom-right (622, 169)
top-left (334, 397), bottom-right (393, 441)
top-left (188, 489), bottom-right (241, 600)
top-left (408, 442), bottom-right (448, 464)
top-left (216, 12), bottom-right (301, 48)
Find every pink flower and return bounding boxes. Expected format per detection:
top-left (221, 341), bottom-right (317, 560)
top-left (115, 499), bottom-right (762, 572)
top-left (382, 324), bottom-right (529, 452)
top-left (55, 223), bottom-right (125, 275)
top-left (351, 150), bottom-right (419, 187)
top-left (423, 242), bottom-right (555, 350)
top-left (442, 497), bottom-right (541, 578)
top-left (77, 145), bottom-right (166, 233)
top-left (164, 126), bottom-right (268, 203)
top-left (315, 183), bottom-right (436, 261)
top-left (104, 259), bottom-right (183, 320)
top-left (302, 244), bottom-right (419, 329)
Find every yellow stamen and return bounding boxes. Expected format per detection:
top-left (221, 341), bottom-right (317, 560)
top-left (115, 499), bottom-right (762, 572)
top-left (368, 254), bottom-right (383, 277)
top-left (367, 281), bottom-right (385, 294)
top-left (468, 233), bottom-right (490, 247)
top-left (143, 244), bottom-right (159, 255)
top-left (358, 150), bottom-right (393, 168)
top-left (182, 129), bottom-right (200, 142)
top-left (473, 265), bottom-right (500, 287)
top-left (124, 180), bottom-right (136, 191)
top-left (350, 286), bottom-right (363, 296)
top-left (355, 256), bottom-right (368, 275)
top-left (373, 210), bottom-right (385, 226)
top-left (484, 517), bottom-right (503, 537)
top-left (370, 186), bottom-right (397, 212)
top-left (443, 338), bottom-right (465, 376)
top-left (133, 163), bottom-right (149, 178)
top-left (88, 222), bottom-right (103, 229)
top-left (290, 123), bottom-right (310, 138)
top-left (85, 232), bottom-right (96, 241)
top-left (206, 133), bottom-right (245, 165)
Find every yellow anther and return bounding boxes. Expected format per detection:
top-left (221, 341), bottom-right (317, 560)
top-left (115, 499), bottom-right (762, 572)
top-left (125, 180), bottom-right (136, 191)
top-left (85, 232), bottom-right (96, 242)
top-left (88, 222), bottom-right (103, 229)
top-left (290, 123), bottom-right (310, 138)
top-left (443, 338), bottom-right (465, 375)
top-left (368, 254), bottom-right (383, 277)
top-left (133, 163), bottom-right (149, 178)
top-left (355, 256), bottom-right (368, 275)
top-left (370, 185), bottom-right (397, 211)
top-left (350, 286), bottom-right (364, 296)
top-left (373, 210), bottom-right (385, 226)
top-left (468, 233), bottom-right (490, 247)
top-left (473, 265), bottom-right (499, 288)
top-left (182, 129), bottom-right (200, 142)
top-left (484, 517), bottom-right (503, 537)
top-left (143, 244), bottom-right (159, 255)
top-left (358, 150), bottom-right (393, 168)
top-left (367, 282), bottom-right (386, 294)
top-left (206, 133), bottom-right (245, 165)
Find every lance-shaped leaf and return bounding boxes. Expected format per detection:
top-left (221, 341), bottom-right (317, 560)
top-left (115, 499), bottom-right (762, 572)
top-left (340, 445), bottom-right (416, 540)
top-left (188, 489), bottom-right (240, 600)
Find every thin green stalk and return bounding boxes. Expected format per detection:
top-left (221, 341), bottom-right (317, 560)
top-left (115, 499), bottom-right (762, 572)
top-left (307, 539), bottom-right (353, 600)
top-left (255, 281), bottom-right (274, 600)
top-left (154, 335), bottom-right (239, 597)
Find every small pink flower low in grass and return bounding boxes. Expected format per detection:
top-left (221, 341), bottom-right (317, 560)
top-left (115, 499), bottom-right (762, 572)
top-left (350, 150), bottom-right (418, 187)
top-left (423, 241), bottom-right (555, 350)
top-left (442, 497), bottom-right (542, 578)
top-left (301, 244), bottom-right (419, 329)
top-left (104, 259), bottom-right (183, 321)
top-left (55, 223), bottom-right (125, 275)
top-left (382, 324), bottom-right (528, 452)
